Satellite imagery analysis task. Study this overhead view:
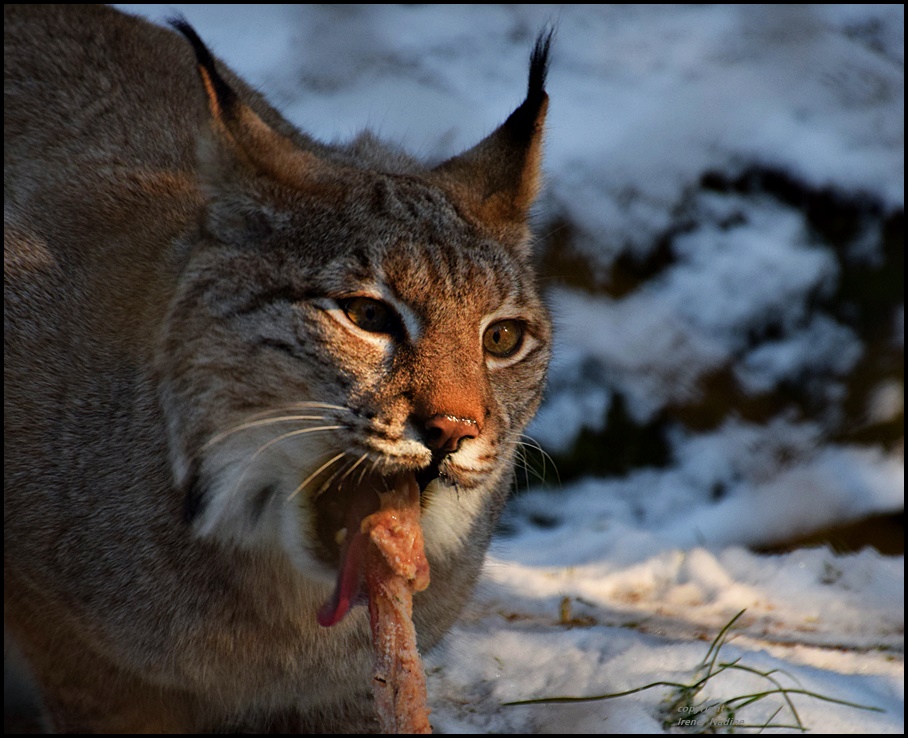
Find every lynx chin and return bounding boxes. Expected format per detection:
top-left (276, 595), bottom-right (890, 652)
top-left (4, 5), bottom-right (553, 732)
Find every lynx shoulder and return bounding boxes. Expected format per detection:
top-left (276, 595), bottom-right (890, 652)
top-left (4, 5), bottom-right (552, 732)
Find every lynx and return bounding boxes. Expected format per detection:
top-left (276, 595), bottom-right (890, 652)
top-left (4, 5), bottom-right (552, 732)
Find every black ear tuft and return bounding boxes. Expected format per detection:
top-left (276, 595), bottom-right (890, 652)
top-left (499, 26), bottom-right (554, 150)
top-left (168, 15), bottom-right (238, 120)
top-left (527, 27), bottom-right (554, 107)
top-left (431, 26), bottom-right (554, 247)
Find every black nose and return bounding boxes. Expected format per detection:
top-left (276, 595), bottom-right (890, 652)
top-left (422, 414), bottom-right (479, 453)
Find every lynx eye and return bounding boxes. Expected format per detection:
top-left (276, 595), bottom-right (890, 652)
top-left (340, 297), bottom-right (397, 334)
top-left (483, 319), bottom-right (524, 358)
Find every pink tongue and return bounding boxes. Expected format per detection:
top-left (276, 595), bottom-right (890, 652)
top-left (316, 525), bottom-right (367, 627)
top-left (316, 487), bottom-right (380, 628)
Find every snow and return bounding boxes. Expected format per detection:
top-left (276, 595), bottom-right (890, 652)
top-left (120, 5), bottom-right (904, 733)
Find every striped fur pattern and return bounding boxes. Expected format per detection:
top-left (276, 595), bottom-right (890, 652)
top-left (4, 5), bottom-right (551, 732)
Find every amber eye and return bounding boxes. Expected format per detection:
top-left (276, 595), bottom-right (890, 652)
top-left (483, 319), bottom-right (524, 358)
top-left (340, 297), bottom-right (396, 334)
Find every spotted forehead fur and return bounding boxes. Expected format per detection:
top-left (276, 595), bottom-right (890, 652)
top-left (264, 170), bottom-right (532, 319)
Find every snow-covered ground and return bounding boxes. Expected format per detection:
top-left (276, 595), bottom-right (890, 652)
top-left (121, 5), bottom-right (904, 733)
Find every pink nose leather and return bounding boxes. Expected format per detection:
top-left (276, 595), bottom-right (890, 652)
top-left (424, 414), bottom-right (479, 453)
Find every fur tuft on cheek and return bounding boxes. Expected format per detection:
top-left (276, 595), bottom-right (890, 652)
top-left (175, 426), bottom-right (328, 565)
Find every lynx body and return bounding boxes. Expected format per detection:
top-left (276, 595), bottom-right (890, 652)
top-left (4, 5), bottom-right (551, 731)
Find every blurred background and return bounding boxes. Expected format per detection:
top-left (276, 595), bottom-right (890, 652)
top-left (121, 3), bottom-right (903, 554)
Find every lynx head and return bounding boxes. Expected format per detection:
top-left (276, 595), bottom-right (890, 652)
top-left (159, 21), bottom-right (552, 606)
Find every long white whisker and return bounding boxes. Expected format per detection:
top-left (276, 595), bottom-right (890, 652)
top-left (518, 445), bottom-right (531, 491)
top-left (246, 426), bottom-right (343, 463)
top-left (502, 433), bottom-right (560, 491)
top-left (519, 436), bottom-right (554, 486)
top-left (357, 459), bottom-right (372, 486)
top-left (510, 445), bottom-right (537, 492)
top-left (203, 415), bottom-right (328, 451)
top-left (254, 401), bottom-right (347, 414)
top-left (507, 432), bottom-right (561, 489)
top-left (520, 434), bottom-right (547, 481)
top-left (337, 453), bottom-right (368, 489)
top-left (315, 456), bottom-right (359, 499)
top-left (222, 402), bottom-right (348, 427)
top-left (230, 426), bottom-right (343, 499)
top-left (287, 452), bottom-right (347, 501)
top-left (369, 456), bottom-right (381, 484)
top-left (203, 399), bottom-right (350, 439)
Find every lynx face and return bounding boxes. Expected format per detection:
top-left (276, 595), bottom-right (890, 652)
top-left (163, 170), bottom-right (552, 578)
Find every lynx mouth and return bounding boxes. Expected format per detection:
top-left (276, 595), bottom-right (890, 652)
top-left (311, 460), bottom-right (441, 558)
top-left (415, 455), bottom-right (443, 495)
top-left (311, 458), bottom-right (441, 626)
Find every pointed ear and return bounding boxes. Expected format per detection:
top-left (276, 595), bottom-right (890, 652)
top-left (433, 29), bottom-right (552, 251)
top-left (170, 17), bottom-right (337, 240)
